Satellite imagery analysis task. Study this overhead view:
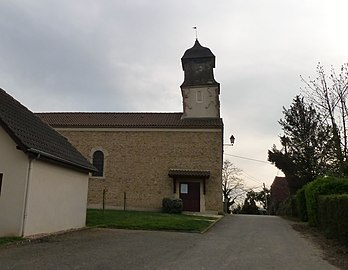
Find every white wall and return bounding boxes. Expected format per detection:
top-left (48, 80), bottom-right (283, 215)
top-left (182, 86), bottom-right (220, 118)
top-left (23, 160), bottom-right (89, 236)
top-left (0, 127), bottom-right (28, 237)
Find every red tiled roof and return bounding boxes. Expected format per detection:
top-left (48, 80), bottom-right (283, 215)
top-left (0, 88), bottom-right (96, 172)
top-left (168, 169), bottom-right (211, 178)
top-left (35, 112), bottom-right (223, 129)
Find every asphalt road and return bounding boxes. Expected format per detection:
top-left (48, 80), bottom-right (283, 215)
top-left (0, 215), bottom-right (338, 270)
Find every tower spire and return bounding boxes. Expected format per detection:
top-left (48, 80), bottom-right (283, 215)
top-left (193, 26), bottom-right (198, 40)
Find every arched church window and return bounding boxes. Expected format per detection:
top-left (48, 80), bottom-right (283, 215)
top-left (92, 150), bottom-right (104, 177)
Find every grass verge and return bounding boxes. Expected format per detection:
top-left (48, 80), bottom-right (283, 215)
top-left (86, 209), bottom-right (218, 233)
top-left (0, 237), bottom-right (23, 246)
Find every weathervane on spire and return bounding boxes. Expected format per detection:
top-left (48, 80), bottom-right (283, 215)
top-left (193, 26), bottom-right (198, 40)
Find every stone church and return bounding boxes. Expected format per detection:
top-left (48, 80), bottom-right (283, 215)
top-left (37, 39), bottom-right (224, 213)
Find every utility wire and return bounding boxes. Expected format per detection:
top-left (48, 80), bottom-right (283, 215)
top-left (242, 171), bottom-right (264, 185)
top-left (224, 153), bottom-right (271, 164)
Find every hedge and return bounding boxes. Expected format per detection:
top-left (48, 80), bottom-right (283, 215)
top-left (318, 194), bottom-right (348, 242)
top-left (296, 187), bottom-right (307, 222)
top-left (305, 176), bottom-right (348, 226)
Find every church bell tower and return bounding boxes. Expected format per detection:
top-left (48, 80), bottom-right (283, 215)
top-left (181, 39), bottom-right (220, 118)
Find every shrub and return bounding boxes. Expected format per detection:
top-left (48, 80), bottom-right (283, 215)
top-left (296, 187), bottom-right (307, 221)
top-left (232, 204), bottom-right (242, 214)
top-left (305, 176), bottom-right (348, 226)
top-left (162, 198), bottom-right (183, 214)
top-left (318, 194), bottom-right (348, 242)
top-left (276, 196), bottom-right (297, 217)
top-left (240, 200), bottom-right (259, 215)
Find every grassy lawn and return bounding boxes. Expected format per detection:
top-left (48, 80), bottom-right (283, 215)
top-left (86, 209), bottom-right (219, 233)
top-left (0, 237), bottom-right (23, 246)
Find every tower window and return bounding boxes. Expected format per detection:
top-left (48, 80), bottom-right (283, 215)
top-left (196, 90), bottom-right (203, 103)
top-left (92, 151), bottom-right (104, 177)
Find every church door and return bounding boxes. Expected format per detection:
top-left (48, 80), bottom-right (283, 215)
top-left (179, 182), bottom-right (200, 212)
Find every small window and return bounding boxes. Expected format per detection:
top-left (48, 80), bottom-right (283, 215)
top-left (180, 183), bottom-right (188, 194)
top-left (0, 173), bottom-right (3, 196)
top-left (92, 151), bottom-right (104, 177)
top-left (196, 90), bottom-right (203, 103)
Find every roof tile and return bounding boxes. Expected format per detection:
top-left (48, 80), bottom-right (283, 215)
top-left (35, 112), bottom-right (223, 129)
top-left (168, 169), bottom-right (211, 178)
top-left (0, 88), bottom-right (95, 172)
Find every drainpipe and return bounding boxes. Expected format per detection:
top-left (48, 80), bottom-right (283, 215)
top-left (20, 153), bottom-right (40, 237)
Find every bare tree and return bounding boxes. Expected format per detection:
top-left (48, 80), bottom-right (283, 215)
top-left (301, 63), bottom-right (348, 174)
top-left (222, 160), bottom-right (245, 213)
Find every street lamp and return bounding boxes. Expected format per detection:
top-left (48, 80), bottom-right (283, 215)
top-left (223, 134), bottom-right (235, 214)
top-left (224, 135), bottom-right (235, 146)
top-left (230, 135), bottom-right (235, 145)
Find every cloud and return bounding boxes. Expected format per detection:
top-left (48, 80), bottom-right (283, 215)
top-left (1, 0), bottom-right (348, 186)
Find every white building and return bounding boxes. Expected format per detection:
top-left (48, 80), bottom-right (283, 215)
top-left (0, 88), bottom-right (95, 237)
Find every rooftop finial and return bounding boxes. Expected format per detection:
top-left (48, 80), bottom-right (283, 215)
top-left (193, 26), bottom-right (198, 40)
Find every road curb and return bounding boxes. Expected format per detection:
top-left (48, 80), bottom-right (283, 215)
top-left (201, 215), bottom-right (225, 234)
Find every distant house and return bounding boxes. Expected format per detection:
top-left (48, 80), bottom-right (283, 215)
top-left (270, 176), bottom-right (290, 214)
top-left (37, 40), bottom-right (224, 213)
top-left (0, 88), bottom-right (95, 237)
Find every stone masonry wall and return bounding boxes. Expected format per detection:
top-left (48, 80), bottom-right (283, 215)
top-left (57, 129), bottom-right (223, 212)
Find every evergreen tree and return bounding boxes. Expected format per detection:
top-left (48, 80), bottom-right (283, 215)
top-left (268, 96), bottom-right (335, 194)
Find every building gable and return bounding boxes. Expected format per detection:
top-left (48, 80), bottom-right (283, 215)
top-left (0, 88), bottom-right (95, 172)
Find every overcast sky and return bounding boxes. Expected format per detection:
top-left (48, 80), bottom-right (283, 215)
top-left (1, 1), bottom-right (348, 189)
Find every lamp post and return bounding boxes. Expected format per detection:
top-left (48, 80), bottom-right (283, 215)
top-left (224, 135), bottom-right (235, 146)
top-left (223, 134), bottom-right (235, 213)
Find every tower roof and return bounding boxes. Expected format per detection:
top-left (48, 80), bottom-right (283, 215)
top-left (181, 39), bottom-right (218, 87)
top-left (182, 39), bottom-right (215, 60)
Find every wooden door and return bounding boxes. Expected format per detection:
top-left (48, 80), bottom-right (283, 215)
top-left (179, 182), bottom-right (200, 212)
